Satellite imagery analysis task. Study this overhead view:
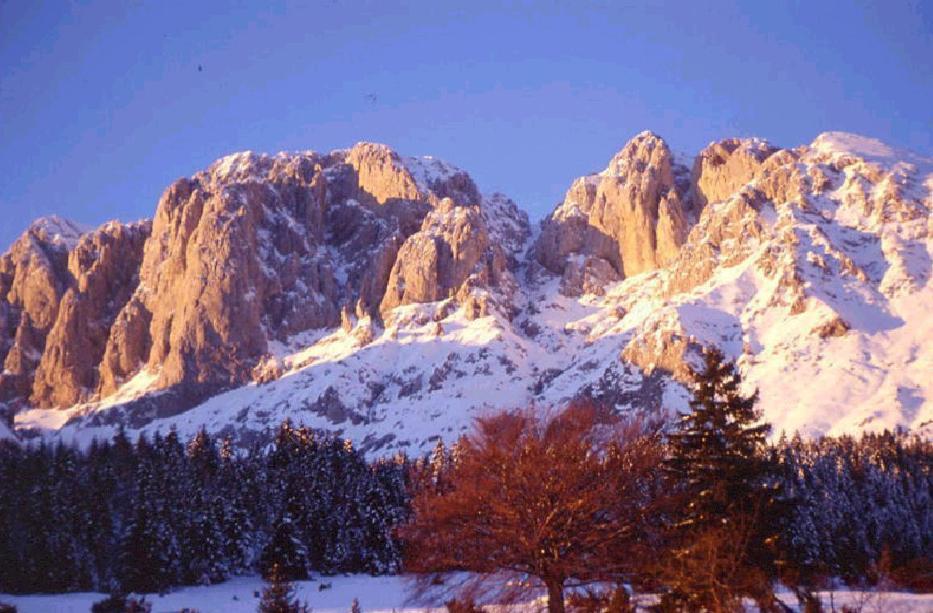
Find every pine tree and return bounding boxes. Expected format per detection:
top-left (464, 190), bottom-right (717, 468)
top-left (117, 438), bottom-right (183, 593)
top-left (665, 347), bottom-right (772, 529)
top-left (661, 347), bottom-right (781, 610)
top-left (183, 490), bottom-right (229, 585)
top-left (260, 513), bottom-right (309, 581)
top-left (0, 419), bottom-right (412, 593)
top-left (258, 563), bottom-right (310, 613)
top-left (187, 427), bottom-right (219, 480)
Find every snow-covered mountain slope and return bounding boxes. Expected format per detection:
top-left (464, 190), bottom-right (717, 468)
top-left (6, 132), bottom-right (932, 455)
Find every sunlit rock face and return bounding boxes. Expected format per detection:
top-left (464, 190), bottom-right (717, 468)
top-left (534, 131), bottom-right (693, 295)
top-left (0, 217), bottom-right (88, 404)
top-left (5, 131), bottom-right (932, 454)
top-left (2, 143), bottom-right (529, 410)
top-left (31, 220), bottom-right (151, 407)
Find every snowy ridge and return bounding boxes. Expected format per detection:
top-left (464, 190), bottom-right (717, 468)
top-left (401, 154), bottom-right (461, 195)
top-left (9, 132), bottom-right (933, 454)
top-left (27, 215), bottom-right (90, 249)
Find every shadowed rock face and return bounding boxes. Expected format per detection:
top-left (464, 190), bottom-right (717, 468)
top-left (534, 132), bottom-right (692, 293)
top-left (1, 143), bottom-right (528, 409)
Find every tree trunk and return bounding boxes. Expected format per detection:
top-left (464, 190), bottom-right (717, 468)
top-left (546, 579), bottom-right (565, 613)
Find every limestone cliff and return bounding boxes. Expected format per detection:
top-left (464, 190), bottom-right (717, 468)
top-left (31, 220), bottom-right (150, 407)
top-left (2, 143), bottom-right (528, 409)
top-left (4, 132), bottom-right (930, 450)
top-left (0, 217), bottom-right (86, 403)
top-left (534, 131), bottom-right (692, 294)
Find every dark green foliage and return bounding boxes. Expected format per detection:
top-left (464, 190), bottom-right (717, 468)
top-left (260, 514), bottom-right (309, 581)
top-left (258, 563), bottom-right (310, 613)
top-left (90, 593), bottom-right (152, 613)
top-left (665, 347), bottom-right (773, 528)
top-left (775, 430), bottom-right (932, 587)
top-left (0, 389), bottom-right (928, 600)
top-left (0, 421), bottom-right (409, 594)
top-left (662, 348), bottom-right (782, 610)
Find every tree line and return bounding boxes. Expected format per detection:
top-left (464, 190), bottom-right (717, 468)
top-left (0, 348), bottom-right (930, 612)
top-left (0, 422), bottom-right (408, 595)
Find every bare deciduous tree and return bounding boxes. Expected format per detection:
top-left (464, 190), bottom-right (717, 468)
top-left (400, 403), bottom-right (667, 613)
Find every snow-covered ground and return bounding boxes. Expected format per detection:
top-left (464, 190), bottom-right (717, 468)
top-left (0, 575), bottom-right (419, 613)
top-left (2, 574), bottom-right (931, 613)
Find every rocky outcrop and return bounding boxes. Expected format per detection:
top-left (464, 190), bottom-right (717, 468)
top-left (690, 138), bottom-right (778, 208)
top-left (97, 295), bottom-right (153, 396)
top-left (0, 217), bottom-right (84, 403)
top-left (535, 132), bottom-right (692, 294)
top-left (31, 221), bottom-right (151, 407)
top-left (346, 142), bottom-right (481, 208)
top-left (5, 131), bottom-right (930, 447)
top-left (346, 143), bottom-right (424, 204)
top-left (559, 255), bottom-right (620, 297)
top-left (0, 143), bottom-right (518, 409)
top-left (101, 149), bottom-right (384, 396)
top-left (380, 200), bottom-right (509, 315)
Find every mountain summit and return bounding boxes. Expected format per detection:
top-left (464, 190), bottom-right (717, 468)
top-left (3, 132), bottom-right (930, 453)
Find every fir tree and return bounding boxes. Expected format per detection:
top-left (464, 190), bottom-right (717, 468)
top-left (258, 563), bottom-right (310, 613)
top-left (187, 427), bottom-right (219, 480)
top-left (662, 347), bottom-right (781, 610)
top-left (665, 347), bottom-right (773, 528)
top-left (117, 440), bottom-right (183, 593)
top-left (260, 513), bottom-right (309, 581)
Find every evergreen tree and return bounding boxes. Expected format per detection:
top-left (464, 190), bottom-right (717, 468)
top-left (258, 563), bottom-right (310, 613)
top-left (260, 513), bottom-right (309, 581)
top-left (661, 347), bottom-right (781, 610)
top-left (666, 347), bottom-right (773, 528)
top-left (117, 438), bottom-right (183, 593)
top-left (182, 490), bottom-right (229, 584)
top-left (0, 419), bottom-right (410, 593)
top-left (187, 427), bottom-right (219, 480)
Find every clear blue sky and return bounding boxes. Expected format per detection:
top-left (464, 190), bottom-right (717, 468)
top-left (1, 1), bottom-right (930, 251)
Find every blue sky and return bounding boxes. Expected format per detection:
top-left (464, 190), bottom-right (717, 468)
top-left (1, 1), bottom-right (930, 250)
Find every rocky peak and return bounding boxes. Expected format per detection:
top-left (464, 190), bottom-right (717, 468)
top-left (31, 220), bottom-right (151, 407)
top-left (346, 142), bottom-right (424, 204)
top-left (24, 215), bottom-right (89, 249)
top-left (0, 217), bottom-right (80, 403)
top-left (534, 131), bottom-right (691, 293)
top-left (0, 142), bottom-right (524, 412)
top-left (5, 132), bottom-right (930, 449)
top-left (690, 137), bottom-right (779, 209)
top-left (602, 130), bottom-right (674, 180)
top-left (0, 216), bottom-right (152, 408)
top-left (379, 196), bottom-right (519, 318)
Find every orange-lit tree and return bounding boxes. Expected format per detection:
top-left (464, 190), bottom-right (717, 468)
top-left (400, 403), bottom-right (667, 613)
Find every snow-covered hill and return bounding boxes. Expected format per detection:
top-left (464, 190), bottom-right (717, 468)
top-left (5, 132), bottom-right (931, 455)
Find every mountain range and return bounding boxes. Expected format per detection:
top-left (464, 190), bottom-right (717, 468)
top-left (2, 131), bottom-right (930, 455)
